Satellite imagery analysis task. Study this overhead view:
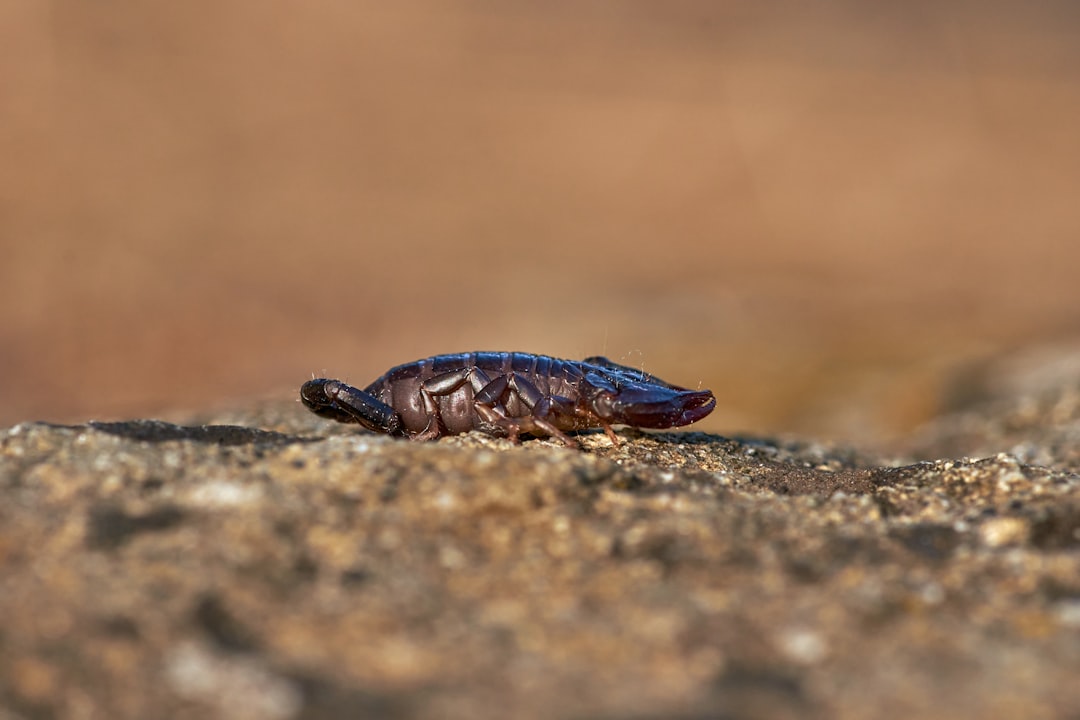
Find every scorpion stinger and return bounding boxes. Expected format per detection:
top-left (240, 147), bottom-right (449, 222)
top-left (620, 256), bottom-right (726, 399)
top-left (300, 378), bottom-right (405, 436)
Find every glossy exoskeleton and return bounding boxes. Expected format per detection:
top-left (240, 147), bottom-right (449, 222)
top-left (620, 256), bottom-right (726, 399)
top-left (300, 352), bottom-right (715, 447)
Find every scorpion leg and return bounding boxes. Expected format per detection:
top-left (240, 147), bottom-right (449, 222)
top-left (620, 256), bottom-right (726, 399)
top-left (527, 396), bottom-right (582, 447)
top-left (474, 402), bottom-right (579, 448)
top-left (506, 373), bottom-right (543, 411)
top-left (474, 373), bottom-right (579, 447)
top-left (409, 373), bottom-right (456, 440)
top-left (473, 374), bottom-right (510, 406)
top-left (539, 394), bottom-right (619, 445)
top-left (423, 367), bottom-right (473, 395)
top-left (569, 397), bottom-right (621, 444)
top-left (476, 372), bottom-right (545, 416)
top-left (413, 367), bottom-right (495, 441)
top-left (411, 389), bottom-right (444, 441)
top-left (473, 403), bottom-right (520, 442)
top-left (472, 375), bottom-right (522, 440)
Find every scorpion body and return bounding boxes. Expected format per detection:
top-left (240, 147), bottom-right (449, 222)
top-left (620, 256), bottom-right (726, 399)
top-left (300, 352), bottom-right (715, 447)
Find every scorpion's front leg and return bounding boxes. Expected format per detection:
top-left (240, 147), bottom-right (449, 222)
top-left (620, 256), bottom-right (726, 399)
top-left (474, 374), bottom-right (580, 447)
top-left (300, 379), bottom-right (405, 436)
top-left (534, 395), bottom-right (622, 446)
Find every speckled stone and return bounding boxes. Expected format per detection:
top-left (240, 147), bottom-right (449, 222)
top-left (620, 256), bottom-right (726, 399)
top-left (2, 393), bottom-right (1080, 719)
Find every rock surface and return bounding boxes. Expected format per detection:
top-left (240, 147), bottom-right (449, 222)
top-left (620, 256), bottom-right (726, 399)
top-left (3, 372), bottom-right (1080, 719)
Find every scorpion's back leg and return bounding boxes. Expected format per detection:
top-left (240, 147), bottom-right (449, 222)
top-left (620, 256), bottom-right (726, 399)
top-left (412, 366), bottom-right (494, 440)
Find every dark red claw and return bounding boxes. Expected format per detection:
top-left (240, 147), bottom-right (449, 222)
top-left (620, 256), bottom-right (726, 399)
top-left (612, 387), bottom-right (716, 429)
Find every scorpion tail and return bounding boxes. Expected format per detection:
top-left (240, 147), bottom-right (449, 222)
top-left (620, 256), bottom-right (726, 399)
top-left (300, 379), bottom-right (404, 435)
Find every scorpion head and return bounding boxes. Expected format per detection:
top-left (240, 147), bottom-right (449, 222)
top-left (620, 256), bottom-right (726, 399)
top-left (582, 370), bottom-right (716, 429)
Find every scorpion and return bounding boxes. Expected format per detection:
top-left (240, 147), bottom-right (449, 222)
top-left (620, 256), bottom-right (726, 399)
top-left (300, 352), bottom-right (715, 447)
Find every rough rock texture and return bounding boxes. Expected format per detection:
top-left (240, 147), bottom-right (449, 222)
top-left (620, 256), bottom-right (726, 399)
top-left (3, 369), bottom-right (1080, 719)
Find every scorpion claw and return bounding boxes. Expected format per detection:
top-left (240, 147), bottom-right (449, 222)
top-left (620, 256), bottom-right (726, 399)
top-left (604, 387), bottom-right (715, 429)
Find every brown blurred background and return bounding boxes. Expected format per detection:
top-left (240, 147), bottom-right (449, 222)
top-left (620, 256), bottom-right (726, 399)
top-left (2, 1), bottom-right (1079, 444)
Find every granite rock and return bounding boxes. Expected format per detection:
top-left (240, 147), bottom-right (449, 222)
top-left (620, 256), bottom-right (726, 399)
top-left (2, 385), bottom-right (1080, 719)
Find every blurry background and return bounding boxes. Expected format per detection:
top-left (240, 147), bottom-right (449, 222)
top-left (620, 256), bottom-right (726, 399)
top-left (2, 1), bottom-right (1079, 444)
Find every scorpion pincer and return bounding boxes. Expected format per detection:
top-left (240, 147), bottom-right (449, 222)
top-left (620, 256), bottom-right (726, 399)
top-left (301, 352), bottom-right (715, 447)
